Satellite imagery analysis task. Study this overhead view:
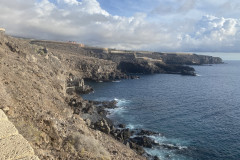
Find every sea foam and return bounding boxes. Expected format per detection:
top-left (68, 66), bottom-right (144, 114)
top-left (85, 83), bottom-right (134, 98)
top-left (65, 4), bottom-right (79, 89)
top-left (114, 98), bottom-right (131, 107)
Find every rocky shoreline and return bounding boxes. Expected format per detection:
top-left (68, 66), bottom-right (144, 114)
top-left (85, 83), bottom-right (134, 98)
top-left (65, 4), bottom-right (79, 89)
top-left (35, 39), bottom-right (222, 159)
top-left (68, 92), bottom-right (189, 160)
top-left (68, 96), bottom-right (153, 159)
top-left (0, 33), bottom-right (223, 159)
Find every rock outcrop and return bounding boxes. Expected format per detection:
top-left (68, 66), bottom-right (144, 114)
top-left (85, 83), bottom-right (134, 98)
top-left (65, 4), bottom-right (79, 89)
top-left (66, 74), bottom-right (93, 95)
top-left (159, 53), bottom-right (223, 65)
top-left (118, 60), bottom-right (196, 76)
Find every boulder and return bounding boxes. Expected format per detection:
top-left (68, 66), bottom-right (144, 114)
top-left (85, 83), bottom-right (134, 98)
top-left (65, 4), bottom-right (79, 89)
top-left (117, 129), bottom-right (131, 142)
top-left (118, 124), bottom-right (126, 128)
top-left (130, 136), bottom-right (156, 148)
top-left (129, 141), bottom-right (145, 155)
top-left (153, 156), bottom-right (160, 160)
top-left (75, 85), bottom-right (93, 94)
top-left (161, 144), bottom-right (182, 150)
top-left (137, 129), bottom-right (158, 136)
top-left (93, 119), bottom-right (111, 134)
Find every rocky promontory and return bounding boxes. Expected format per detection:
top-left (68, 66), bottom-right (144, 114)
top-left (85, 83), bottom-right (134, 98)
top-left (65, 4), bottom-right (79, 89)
top-left (0, 32), bottom-right (223, 160)
top-left (31, 40), bottom-right (223, 77)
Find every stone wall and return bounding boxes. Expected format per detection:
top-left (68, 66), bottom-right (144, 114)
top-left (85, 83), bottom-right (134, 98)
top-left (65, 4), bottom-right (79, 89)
top-left (0, 109), bottom-right (39, 160)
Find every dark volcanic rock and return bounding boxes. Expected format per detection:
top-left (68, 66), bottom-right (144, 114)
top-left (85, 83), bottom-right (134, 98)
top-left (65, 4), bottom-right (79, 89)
top-left (118, 61), bottom-right (155, 74)
top-left (153, 156), bottom-right (160, 160)
top-left (117, 60), bottom-right (196, 76)
top-left (160, 144), bottom-right (184, 150)
top-left (137, 130), bottom-right (158, 136)
top-left (5, 42), bottom-right (18, 52)
top-left (118, 124), bottom-right (126, 128)
top-left (93, 118), bottom-right (111, 134)
top-left (154, 63), bottom-right (196, 76)
top-left (101, 100), bottom-right (118, 108)
top-left (130, 136), bottom-right (157, 148)
top-left (75, 85), bottom-right (93, 94)
top-left (129, 141), bottom-right (145, 155)
top-left (181, 70), bottom-right (196, 76)
top-left (130, 75), bottom-right (140, 79)
top-left (117, 129), bottom-right (132, 142)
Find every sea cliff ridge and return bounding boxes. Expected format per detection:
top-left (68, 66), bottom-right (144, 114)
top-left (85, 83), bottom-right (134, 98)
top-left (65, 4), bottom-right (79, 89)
top-left (0, 32), bottom-right (222, 159)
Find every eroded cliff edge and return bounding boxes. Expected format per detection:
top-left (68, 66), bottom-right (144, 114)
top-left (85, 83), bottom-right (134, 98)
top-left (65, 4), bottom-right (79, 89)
top-left (30, 40), bottom-right (223, 77)
top-left (0, 32), bottom-right (222, 160)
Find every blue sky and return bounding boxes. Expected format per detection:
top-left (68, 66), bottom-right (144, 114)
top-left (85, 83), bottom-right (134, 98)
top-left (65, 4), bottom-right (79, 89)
top-left (1, 0), bottom-right (240, 53)
top-left (98, 0), bottom-right (158, 16)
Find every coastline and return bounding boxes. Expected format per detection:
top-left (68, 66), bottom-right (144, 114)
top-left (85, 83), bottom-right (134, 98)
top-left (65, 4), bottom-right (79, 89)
top-left (82, 62), bottom-right (240, 160)
top-left (0, 33), bottom-right (224, 159)
top-left (80, 78), bottom-right (193, 160)
top-left (75, 96), bottom-right (163, 160)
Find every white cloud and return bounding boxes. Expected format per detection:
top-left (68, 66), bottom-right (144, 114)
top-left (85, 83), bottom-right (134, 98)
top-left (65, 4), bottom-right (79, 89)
top-left (80, 0), bottom-right (109, 16)
top-left (0, 0), bottom-right (240, 52)
top-left (36, 0), bottom-right (55, 17)
top-left (62, 0), bottom-right (79, 5)
top-left (180, 15), bottom-right (240, 51)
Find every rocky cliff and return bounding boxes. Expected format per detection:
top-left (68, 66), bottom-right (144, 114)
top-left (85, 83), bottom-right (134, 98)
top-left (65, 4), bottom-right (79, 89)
top-left (157, 53), bottom-right (223, 65)
top-left (0, 34), bottom-right (145, 159)
top-left (31, 41), bottom-right (222, 76)
top-left (0, 33), bottom-right (223, 160)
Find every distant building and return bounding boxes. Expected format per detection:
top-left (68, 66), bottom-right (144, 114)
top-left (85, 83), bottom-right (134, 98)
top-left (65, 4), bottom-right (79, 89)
top-left (103, 48), bottom-right (109, 53)
top-left (68, 41), bottom-right (85, 47)
top-left (79, 43), bottom-right (85, 47)
top-left (0, 28), bottom-right (5, 33)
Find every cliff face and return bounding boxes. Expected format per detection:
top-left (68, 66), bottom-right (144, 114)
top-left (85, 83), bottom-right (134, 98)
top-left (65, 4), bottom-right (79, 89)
top-left (30, 41), bottom-right (128, 81)
top-left (159, 53), bottom-right (223, 65)
top-left (0, 34), bottom-right (145, 159)
top-left (31, 41), bottom-right (223, 76)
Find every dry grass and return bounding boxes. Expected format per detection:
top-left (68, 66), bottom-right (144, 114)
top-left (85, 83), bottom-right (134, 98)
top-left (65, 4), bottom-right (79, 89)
top-left (65, 132), bottom-right (111, 160)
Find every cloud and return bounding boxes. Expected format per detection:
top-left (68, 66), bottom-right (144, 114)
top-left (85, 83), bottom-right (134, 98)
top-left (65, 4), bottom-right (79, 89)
top-left (152, 0), bottom-right (197, 15)
top-left (36, 0), bottom-right (56, 16)
top-left (1, 0), bottom-right (166, 49)
top-left (80, 0), bottom-right (110, 16)
top-left (0, 0), bottom-right (240, 52)
top-left (62, 0), bottom-right (79, 5)
top-left (180, 15), bottom-right (240, 52)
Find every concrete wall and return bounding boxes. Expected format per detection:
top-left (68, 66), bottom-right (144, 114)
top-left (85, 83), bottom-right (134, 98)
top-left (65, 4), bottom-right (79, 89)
top-left (0, 109), bottom-right (39, 160)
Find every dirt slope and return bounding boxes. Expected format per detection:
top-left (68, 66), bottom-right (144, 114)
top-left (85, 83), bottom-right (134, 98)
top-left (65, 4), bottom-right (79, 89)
top-left (0, 33), bottom-right (145, 160)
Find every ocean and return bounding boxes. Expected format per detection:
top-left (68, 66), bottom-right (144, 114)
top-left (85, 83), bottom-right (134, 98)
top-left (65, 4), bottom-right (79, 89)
top-left (82, 60), bottom-right (240, 160)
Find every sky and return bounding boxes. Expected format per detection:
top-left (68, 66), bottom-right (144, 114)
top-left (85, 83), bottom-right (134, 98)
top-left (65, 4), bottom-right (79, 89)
top-left (1, 0), bottom-right (240, 53)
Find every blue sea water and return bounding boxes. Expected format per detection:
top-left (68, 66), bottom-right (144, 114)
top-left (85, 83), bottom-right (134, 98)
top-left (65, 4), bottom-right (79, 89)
top-left (82, 60), bottom-right (240, 160)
